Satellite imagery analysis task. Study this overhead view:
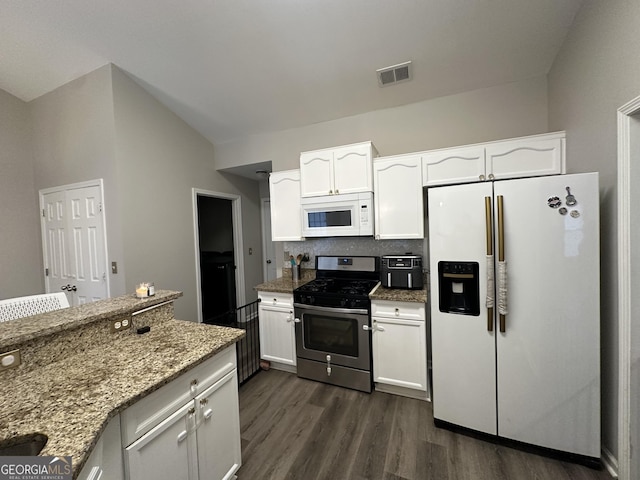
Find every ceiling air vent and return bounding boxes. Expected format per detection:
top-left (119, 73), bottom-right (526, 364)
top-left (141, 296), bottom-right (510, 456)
top-left (376, 61), bottom-right (412, 87)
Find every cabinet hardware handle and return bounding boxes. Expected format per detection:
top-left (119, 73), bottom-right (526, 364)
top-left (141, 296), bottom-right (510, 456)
top-left (177, 430), bottom-right (188, 443)
top-left (479, 174), bottom-right (485, 181)
top-left (203, 408), bottom-right (213, 420)
top-left (378, 326), bottom-right (385, 332)
top-left (488, 174), bottom-right (495, 180)
top-left (294, 317), bottom-right (301, 323)
top-left (335, 189), bottom-right (339, 194)
top-left (190, 379), bottom-right (198, 386)
top-left (395, 308), bottom-right (400, 316)
top-left (188, 407), bottom-right (196, 415)
top-left (329, 190), bottom-right (333, 195)
top-left (199, 398), bottom-right (208, 406)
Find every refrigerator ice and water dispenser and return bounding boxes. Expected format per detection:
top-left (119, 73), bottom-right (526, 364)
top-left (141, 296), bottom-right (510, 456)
top-left (438, 261), bottom-right (480, 316)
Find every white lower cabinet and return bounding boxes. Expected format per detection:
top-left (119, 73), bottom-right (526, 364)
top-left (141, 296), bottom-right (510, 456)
top-left (195, 371), bottom-right (242, 480)
top-left (371, 300), bottom-right (427, 394)
top-left (258, 292), bottom-right (296, 368)
top-left (125, 403), bottom-right (195, 480)
top-left (77, 415), bottom-right (124, 480)
top-left (122, 347), bottom-right (241, 480)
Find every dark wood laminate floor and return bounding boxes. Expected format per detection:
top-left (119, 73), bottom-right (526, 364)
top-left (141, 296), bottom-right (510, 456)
top-left (236, 370), bottom-right (612, 480)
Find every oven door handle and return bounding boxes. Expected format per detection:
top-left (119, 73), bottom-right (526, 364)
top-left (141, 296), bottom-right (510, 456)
top-left (293, 303), bottom-right (369, 316)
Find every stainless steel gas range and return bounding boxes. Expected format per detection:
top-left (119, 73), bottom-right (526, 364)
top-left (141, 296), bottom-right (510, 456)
top-left (293, 256), bottom-right (380, 393)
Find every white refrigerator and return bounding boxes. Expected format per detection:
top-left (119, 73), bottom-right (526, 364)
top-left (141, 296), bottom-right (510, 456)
top-left (428, 172), bottom-right (600, 460)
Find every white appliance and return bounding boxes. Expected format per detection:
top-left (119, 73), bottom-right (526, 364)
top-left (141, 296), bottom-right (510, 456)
top-left (301, 192), bottom-right (374, 237)
top-left (428, 172), bottom-right (600, 461)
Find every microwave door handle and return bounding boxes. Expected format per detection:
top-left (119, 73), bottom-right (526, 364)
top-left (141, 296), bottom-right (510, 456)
top-left (387, 272), bottom-right (392, 287)
top-left (408, 273), bottom-right (412, 289)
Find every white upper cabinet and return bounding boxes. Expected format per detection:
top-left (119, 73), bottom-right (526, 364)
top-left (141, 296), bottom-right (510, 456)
top-left (422, 131), bottom-right (566, 186)
top-left (373, 154), bottom-right (424, 240)
top-left (486, 133), bottom-right (565, 180)
top-left (422, 146), bottom-right (485, 186)
top-left (300, 141), bottom-right (377, 197)
top-left (269, 170), bottom-right (303, 241)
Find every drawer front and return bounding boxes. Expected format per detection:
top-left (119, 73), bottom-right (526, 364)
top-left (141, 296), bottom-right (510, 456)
top-left (371, 300), bottom-right (425, 321)
top-left (258, 292), bottom-right (293, 309)
top-left (121, 346), bottom-right (236, 446)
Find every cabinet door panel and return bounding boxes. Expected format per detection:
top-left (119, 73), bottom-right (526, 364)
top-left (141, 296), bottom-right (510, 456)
top-left (196, 371), bottom-right (242, 480)
top-left (372, 318), bottom-right (427, 391)
top-left (333, 143), bottom-right (373, 194)
top-left (124, 403), bottom-right (195, 480)
top-left (269, 170), bottom-right (303, 241)
top-left (258, 305), bottom-right (296, 365)
top-left (422, 146), bottom-right (485, 186)
top-left (486, 136), bottom-right (564, 180)
top-left (300, 151), bottom-right (333, 197)
top-left (373, 156), bottom-right (424, 239)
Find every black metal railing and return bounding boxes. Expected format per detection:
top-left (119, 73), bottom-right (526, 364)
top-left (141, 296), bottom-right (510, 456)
top-left (234, 299), bottom-right (261, 385)
top-left (204, 299), bottom-right (261, 385)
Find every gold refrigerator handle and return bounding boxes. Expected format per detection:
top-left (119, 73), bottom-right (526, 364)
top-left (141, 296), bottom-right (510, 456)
top-left (497, 195), bottom-right (506, 333)
top-left (485, 196), bottom-right (493, 332)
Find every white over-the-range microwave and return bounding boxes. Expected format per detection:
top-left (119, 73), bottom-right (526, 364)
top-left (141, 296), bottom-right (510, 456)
top-left (301, 192), bottom-right (374, 237)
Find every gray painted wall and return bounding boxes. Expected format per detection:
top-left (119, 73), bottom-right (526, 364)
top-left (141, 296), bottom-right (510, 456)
top-left (111, 66), bottom-right (263, 320)
top-left (22, 64), bottom-right (264, 321)
top-left (0, 89), bottom-right (42, 299)
top-left (29, 64), bottom-right (126, 298)
top-left (547, 0), bottom-right (640, 461)
top-left (215, 76), bottom-right (549, 172)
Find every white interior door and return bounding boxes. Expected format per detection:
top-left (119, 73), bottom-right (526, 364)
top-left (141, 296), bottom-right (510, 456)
top-left (42, 191), bottom-right (70, 300)
top-left (41, 181), bottom-right (109, 306)
top-left (494, 173), bottom-right (600, 457)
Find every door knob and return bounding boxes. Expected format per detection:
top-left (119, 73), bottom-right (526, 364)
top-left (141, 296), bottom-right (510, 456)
top-left (266, 260), bottom-right (272, 264)
top-left (70, 285), bottom-right (77, 292)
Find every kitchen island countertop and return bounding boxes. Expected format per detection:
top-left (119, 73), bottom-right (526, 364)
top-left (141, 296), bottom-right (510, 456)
top-left (0, 293), bottom-right (245, 479)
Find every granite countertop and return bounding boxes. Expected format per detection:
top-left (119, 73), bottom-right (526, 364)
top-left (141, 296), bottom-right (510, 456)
top-left (0, 295), bottom-right (245, 478)
top-left (0, 290), bottom-right (183, 351)
top-left (369, 283), bottom-right (428, 303)
top-left (254, 268), bottom-right (315, 293)
top-left (255, 269), bottom-right (427, 303)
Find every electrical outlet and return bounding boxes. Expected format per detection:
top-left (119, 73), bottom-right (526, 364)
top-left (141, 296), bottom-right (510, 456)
top-left (284, 251), bottom-right (290, 262)
top-left (110, 316), bottom-right (132, 333)
top-left (0, 349), bottom-right (21, 371)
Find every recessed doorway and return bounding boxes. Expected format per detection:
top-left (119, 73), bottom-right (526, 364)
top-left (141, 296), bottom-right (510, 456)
top-left (192, 189), bottom-right (246, 324)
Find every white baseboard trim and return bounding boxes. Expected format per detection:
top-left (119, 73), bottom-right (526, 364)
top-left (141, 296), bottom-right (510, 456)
top-left (374, 382), bottom-right (430, 401)
top-left (267, 361), bottom-right (297, 374)
top-left (601, 446), bottom-right (619, 478)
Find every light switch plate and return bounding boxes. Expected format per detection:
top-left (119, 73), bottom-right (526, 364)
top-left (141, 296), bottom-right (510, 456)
top-left (111, 261), bottom-right (118, 274)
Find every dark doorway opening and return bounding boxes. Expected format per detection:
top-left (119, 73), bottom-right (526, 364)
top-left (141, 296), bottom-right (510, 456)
top-left (197, 195), bottom-right (237, 325)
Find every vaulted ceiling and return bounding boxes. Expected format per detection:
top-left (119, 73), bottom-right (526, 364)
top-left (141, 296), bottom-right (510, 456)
top-left (0, 0), bottom-right (583, 145)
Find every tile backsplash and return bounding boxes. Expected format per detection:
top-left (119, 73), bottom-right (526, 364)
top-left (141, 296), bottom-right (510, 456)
top-left (284, 237), bottom-right (426, 270)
